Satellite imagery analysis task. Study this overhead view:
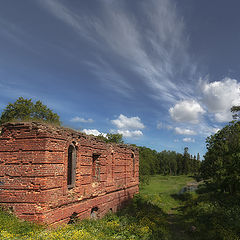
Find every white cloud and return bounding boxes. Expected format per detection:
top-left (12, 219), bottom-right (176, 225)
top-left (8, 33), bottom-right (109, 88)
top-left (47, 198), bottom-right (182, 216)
top-left (214, 112), bottom-right (233, 123)
top-left (201, 78), bottom-right (240, 122)
top-left (175, 127), bottom-right (196, 135)
top-left (212, 127), bottom-right (220, 134)
top-left (82, 129), bottom-right (106, 137)
top-left (71, 117), bottom-right (94, 123)
top-left (111, 114), bottom-right (145, 130)
top-left (169, 99), bottom-right (205, 124)
top-left (116, 130), bottom-right (143, 138)
top-left (195, 122), bottom-right (221, 137)
top-left (202, 78), bottom-right (240, 113)
top-left (183, 137), bottom-right (195, 143)
top-left (110, 114), bottom-right (144, 138)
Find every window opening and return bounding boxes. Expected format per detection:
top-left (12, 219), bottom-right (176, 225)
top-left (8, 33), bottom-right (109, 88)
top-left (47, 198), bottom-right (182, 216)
top-left (92, 154), bottom-right (100, 181)
top-left (91, 207), bottom-right (99, 219)
top-left (131, 153), bottom-right (135, 177)
top-left (67, 144), bottom-right (76, 189)
top-left (68, 212), bottom-right (78, 224)
top-left (111, 152), bottom-right (114, 179)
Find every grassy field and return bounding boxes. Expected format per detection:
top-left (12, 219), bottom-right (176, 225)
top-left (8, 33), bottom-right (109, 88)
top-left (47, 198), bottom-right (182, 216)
top-left (140, 175), bottom-right (197, 240)
top-left (0, 175), bottom-right (197, 240)
top-left (140, 175), bottom-right (194, 214)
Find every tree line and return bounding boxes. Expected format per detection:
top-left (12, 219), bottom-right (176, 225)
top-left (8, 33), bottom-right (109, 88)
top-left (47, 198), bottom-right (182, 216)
top-left (139, 146), bottom-right (201, 184)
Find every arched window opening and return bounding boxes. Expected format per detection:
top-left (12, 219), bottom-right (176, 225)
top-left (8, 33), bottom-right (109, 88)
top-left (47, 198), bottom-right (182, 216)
top-left (131, 152), bottom-right (135, 177)
top-left (67, 144), bottom-right (76, 189)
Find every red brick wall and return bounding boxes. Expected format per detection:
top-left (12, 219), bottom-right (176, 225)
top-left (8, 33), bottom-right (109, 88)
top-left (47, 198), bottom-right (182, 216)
top-left (0, 122), bottom-right (139, 225)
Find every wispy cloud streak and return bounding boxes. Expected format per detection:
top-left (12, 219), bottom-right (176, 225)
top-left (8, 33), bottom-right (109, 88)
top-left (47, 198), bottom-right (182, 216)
top-left (39, 0), bottom-right (195, 102)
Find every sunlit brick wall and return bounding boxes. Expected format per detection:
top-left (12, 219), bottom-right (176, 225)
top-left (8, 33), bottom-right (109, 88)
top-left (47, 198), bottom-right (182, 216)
top-left (0, 122), bottom-right (139, 225)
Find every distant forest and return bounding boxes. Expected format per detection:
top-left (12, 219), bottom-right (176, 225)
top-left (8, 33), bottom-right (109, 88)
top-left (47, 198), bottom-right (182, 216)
top-left (138, 146), bottom-right (201, 184)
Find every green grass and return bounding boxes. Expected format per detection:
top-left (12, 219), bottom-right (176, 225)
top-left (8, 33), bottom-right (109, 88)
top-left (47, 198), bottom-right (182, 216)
top-left (140, 175), bottom-right (194, 214)
top-left (6, 175), bottom-right (238, 240)
top-left (0, 175), bottom-right (194, 240)
top-left (141, 175), bottom-right (192, 195)
top-left (0, 201), bottom-right (169, 240)
top-left (0, 207), bottom-right (44, 239)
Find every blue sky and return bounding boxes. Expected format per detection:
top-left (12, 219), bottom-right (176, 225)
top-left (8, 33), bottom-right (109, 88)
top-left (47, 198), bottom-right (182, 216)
top-left (1, 0), bottom-right (240, 158)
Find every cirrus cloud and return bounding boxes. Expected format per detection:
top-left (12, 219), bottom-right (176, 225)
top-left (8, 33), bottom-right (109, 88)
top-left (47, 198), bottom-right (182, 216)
top-left (71, 116), bottom-right (94, 123)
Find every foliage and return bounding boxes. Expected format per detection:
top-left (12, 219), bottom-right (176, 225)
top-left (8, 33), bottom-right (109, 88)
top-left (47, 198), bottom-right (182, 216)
top-left (0, 97), bottom-right (60, 125)
top-left (139, 146), bottom-right (201, 185)
top-left (183, 108), bottom-right (240, 238)
top-left (179, 186), bottom-right (240, 240)
top-left (231, 105), bottom-right (240, 120)
top-left (96, 133), bottom-right (124, 144)
top-left (106, 133), bottom-right (124, 144)
top-left (200, 121), bottom-right (240, 194)
top-left (0, 207), bottom-right (43, 238)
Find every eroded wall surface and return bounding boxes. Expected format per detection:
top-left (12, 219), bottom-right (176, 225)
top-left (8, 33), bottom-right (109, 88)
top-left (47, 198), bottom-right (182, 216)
top-left (0, 122), bottom-right (139, 225)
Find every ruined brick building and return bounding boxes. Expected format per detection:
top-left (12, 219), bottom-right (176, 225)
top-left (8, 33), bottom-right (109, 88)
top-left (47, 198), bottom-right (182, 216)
top-left (0, 122), bottom-right (139, 225)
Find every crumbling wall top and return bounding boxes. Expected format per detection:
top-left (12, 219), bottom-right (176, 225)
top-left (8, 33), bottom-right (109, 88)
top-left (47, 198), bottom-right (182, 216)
top-left (0, 122), bottom-right (138, 152)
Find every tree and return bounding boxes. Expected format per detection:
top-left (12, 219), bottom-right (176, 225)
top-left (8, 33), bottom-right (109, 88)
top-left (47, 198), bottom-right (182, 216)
top-left (183, 147), bottom-right (190, 174)
top-left (201, 121), bottom-right (240, 195)
top-left (0, 97), bottom-right (60, 125)
top-left (231, 105), bottom-right (240, 120)
top-left (106, 133), bottom-right (124, 144)
top-left (197, 153), bottom-right (200, 161)
top-left (96, 133), bottom-right (124, 144)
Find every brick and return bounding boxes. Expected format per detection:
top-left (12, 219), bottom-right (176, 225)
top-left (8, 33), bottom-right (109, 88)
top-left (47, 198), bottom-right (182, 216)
top-left (0, 122), bottom-right (139, 225)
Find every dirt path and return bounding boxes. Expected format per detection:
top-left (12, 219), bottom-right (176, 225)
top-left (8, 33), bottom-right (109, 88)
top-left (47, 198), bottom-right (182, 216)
top-left (166, 181), bottom-right (202, 239)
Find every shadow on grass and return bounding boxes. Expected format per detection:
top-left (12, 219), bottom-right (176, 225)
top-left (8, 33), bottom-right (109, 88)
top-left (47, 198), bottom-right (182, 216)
top-left (171, 192), bottom-right (192, 202)
top-left (118, 194), bottom-right (197, 240)
top-left (170, 185), bottom-right (240, 240)
top-left (117, 194), bottom-right (170, 240)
